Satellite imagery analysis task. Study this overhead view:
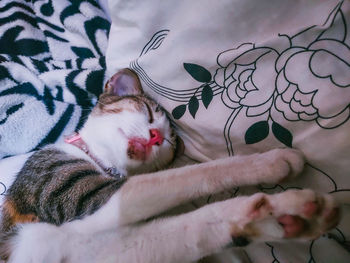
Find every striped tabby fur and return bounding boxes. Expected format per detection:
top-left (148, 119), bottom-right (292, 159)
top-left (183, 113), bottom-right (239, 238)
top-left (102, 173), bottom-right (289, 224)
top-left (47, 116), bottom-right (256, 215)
top-left (0, 69), bottom-right (177, 259)
top-left (2, 147), bottom-right (126, 231)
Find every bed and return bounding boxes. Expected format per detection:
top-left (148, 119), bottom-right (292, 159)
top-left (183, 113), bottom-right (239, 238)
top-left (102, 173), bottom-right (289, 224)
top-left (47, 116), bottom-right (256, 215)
top-left (0, 0), bottom-right (349, 262)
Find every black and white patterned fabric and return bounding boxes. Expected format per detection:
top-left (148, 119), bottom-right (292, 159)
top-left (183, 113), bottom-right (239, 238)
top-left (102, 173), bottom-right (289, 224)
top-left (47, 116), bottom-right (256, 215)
top-left (0, 0), bottom-right (110, 159)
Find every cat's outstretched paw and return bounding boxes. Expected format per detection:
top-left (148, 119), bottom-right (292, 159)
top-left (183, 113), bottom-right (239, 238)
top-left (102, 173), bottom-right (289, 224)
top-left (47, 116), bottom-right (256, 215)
top-left (271, 190), bottom-right (340, 239)
top-left (232, 190), bottom-right (340, 243)
top-left (259, 148), bottom-right (305, 184)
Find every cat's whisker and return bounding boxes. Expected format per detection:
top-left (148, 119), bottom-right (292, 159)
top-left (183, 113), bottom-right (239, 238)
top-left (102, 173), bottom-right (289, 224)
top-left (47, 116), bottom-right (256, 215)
top-left (97, 100), bottom-right (109, 107)
top-left (164, 138), bottom-right (175, 148)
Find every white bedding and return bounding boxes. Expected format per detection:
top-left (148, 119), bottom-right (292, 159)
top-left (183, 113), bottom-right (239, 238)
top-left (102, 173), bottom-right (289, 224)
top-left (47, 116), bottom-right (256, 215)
top-left (0, 0), bottom-right (349, 262)
top-left (106, 0), bottom-right (350, 262)
top-left (0, 153), bottom-right (32, 205)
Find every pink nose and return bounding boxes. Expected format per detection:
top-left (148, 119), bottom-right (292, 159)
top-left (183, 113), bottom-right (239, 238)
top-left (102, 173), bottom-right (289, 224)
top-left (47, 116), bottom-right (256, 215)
top-left (148, 129), bottom-right (164, 146)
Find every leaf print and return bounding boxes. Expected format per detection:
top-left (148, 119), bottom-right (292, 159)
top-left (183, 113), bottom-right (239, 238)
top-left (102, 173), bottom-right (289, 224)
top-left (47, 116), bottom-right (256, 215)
top-left (189, 95), bottom-right (199, 118)
top-left (172, 104), bottom-right (187, 119)
top-left (272, 122), bottom-right (293, 147)
top-left (245, 121), bottom-right (269, 144)
top-left (131, 0), bottom-right (350, 157)
top-left (202, 84), bottom-right (213, 109)
top-left (184, 63), bottom-right (212, 83)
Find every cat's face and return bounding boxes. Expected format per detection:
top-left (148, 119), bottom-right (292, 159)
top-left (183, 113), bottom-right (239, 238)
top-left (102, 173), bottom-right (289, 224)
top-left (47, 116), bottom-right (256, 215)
top-left (80, 69), bottom-right (178, 175)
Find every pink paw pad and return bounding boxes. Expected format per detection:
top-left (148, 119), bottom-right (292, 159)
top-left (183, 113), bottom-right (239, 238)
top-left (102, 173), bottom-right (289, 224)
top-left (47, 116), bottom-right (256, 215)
top-left (302, 201), bottom-right (319, 218)
top-left (278, 215), bottom-right (305, 238)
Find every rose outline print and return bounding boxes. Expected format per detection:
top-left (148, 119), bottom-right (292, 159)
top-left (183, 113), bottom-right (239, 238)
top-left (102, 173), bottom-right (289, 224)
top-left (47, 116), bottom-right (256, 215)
top-left (131, 1), bottom-right (349, 156)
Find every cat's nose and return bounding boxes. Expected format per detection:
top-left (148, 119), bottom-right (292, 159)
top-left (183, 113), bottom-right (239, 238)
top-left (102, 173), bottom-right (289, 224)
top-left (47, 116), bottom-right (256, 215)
top-left (148, 129), bottom-right (164, 146)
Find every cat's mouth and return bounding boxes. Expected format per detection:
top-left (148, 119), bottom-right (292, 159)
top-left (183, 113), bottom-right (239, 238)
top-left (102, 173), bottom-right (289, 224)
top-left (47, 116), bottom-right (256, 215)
top-left (127, 138), bottom-right (150, 161)
top-left (123, 129), bottom-right (164, 162)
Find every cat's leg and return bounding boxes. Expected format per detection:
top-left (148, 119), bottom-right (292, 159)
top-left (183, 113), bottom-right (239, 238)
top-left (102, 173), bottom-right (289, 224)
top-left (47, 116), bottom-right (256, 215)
top-left (98, 190), bottom-right (340, 263)
top-left (5, 189), bottom-right (339, 263)
top-left (58, 148), bottom-right (304, 233)
top-left (230, 189), bottom-right (340, 242)
top-left (115, 148), bottom-right (305, 225)
top-left (3, 224), bottom-right (67, 263)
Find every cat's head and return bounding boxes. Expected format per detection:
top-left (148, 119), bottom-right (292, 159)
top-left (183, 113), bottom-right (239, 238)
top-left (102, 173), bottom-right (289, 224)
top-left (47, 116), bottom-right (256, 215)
top-left (80, 69), bottom-right (180, 175)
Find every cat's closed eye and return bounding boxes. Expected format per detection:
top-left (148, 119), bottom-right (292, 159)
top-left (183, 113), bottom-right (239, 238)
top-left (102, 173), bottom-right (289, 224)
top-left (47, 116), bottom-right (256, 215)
top-left (144, 102), bottom-right (154, 123)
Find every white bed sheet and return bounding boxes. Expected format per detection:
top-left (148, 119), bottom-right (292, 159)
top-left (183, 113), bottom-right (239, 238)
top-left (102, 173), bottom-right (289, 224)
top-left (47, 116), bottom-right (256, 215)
top-left (0, 153), bottom-right (32, 205)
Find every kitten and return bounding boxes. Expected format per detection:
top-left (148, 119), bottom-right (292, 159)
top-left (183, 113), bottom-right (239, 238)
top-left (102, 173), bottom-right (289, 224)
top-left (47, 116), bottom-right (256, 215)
top-left (0, 69), bottom-right (340, 263)
top-left (0, 69), bottom-right (177, 233)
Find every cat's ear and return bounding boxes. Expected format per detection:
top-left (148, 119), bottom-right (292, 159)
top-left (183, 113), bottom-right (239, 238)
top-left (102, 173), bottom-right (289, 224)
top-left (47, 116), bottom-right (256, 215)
top-left (104, 69), bottom-right (143, 96)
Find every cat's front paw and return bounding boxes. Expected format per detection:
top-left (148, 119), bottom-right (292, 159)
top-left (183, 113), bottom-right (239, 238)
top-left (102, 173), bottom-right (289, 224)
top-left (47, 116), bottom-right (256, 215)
top-left (260, 148), bottom-right (305, 184)
top-left (271, 189), bottom-right (340, 239)
top-left (234, 190), bottom-right (340, 242)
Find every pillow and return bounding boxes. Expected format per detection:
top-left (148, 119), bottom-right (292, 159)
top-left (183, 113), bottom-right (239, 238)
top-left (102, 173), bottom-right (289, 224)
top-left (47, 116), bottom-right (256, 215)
top-left (106, 0), bottom-right (350, 261)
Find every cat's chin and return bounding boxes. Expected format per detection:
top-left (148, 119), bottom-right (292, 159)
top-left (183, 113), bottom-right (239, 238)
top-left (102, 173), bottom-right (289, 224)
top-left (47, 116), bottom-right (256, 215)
top-left (125, 153), bottom-right (172, 175)
top-left (126, 164), bottom-right (155, 176)
top-left (124, 140), bottom-right (176, 175)
top-left (127, 139), bottom-right (150, 162)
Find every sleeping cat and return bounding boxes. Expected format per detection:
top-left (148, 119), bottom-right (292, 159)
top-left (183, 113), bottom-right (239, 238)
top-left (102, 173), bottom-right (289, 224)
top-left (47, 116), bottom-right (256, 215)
top-left (0, 69), bottom-right (177, 233)
top-left (0, 69), bottom-right (340, 263)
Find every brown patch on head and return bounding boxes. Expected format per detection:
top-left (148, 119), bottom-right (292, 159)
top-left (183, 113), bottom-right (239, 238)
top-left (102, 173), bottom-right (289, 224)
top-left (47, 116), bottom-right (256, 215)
top-left (98, 68), bottom-right (168, 123)
top-left (94, 94), bottom-right (123, 114)
top-left (1, 199), bottom-right (38, 232)
top-left (93, 94), bottom-right (155, 120)
top-left (99, 68), bottom-right (162, 117)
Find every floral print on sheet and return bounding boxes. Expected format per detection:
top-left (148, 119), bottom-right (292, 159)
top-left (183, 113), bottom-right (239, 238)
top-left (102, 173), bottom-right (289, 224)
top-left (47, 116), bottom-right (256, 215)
top-left (132, 2), bottom-right (349, 156)
top-left (130, 1), bottom-right (350, 262)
